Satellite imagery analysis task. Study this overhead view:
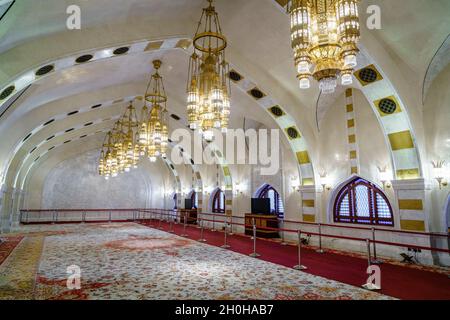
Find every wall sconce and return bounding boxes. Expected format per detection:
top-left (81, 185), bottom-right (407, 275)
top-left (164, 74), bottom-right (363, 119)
top-left (377, 166), bottom-right (392, 190)
top-left (291, 176), bottom-right (301, 192)
top-left (319, 171), bottom-right (331, 191)
top-left (165, 190), bottom-right (174, 197)
top-left (234, 182), bottom-right (244, 196)
top-left (431, 160), bottom-right (448, 189)
top-left (203, 186), bottom-right (212, 195)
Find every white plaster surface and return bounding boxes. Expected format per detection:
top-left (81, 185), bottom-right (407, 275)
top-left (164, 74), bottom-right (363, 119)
top-left (41, 150), bottom-right (151, 209)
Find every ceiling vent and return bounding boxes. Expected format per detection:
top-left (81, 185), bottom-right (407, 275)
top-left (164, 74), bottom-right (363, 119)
top-left (0, 85), bottom-right (15, 100)
top-left (270, 106), bottom-right (284, 117)
top-left (378, 98), bottom-right (397, 114)
top-left (75, 54), bottom-right (93, 63)
top-left (43, 119), bottom-right (55, 126)
top-left (287, 127), bottom-right (300, 139)
top-left (248, 88), bottom-right (265, 100)
top-left (35, 65), bottom-right (54, 76)
top-left (228, 70), bottom-right (243, 82)
top-left (23, 133), bottom-right (32, 142)
top-left (113, 47), bottom-right (130, 55)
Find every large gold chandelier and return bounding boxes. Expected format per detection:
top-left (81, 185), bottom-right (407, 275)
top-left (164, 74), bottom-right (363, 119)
top-left (138, 60), bottom-right (169, 162)
top-left (99, 103), bottom-right (140, 179)
top-left (288, 0), bottom-right (360, 94)
top-left (186, 0), bottom-right (231, 141)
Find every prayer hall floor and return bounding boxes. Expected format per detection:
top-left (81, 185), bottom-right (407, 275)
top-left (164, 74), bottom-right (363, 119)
top-left (0, 223), bottom-right (393, 300)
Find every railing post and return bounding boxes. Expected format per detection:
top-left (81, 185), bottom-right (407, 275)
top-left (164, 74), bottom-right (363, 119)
top-left (174, 210), bottom-right (178, 225)
top-left (181, 213), bottom-right (188, 237)
top-left (280, 219), bottom-right (287, 245)
top-left (109, 210), bottom-right (112, 223)
top-left (221, 220), bottom-right (230, 249)
top-left (249, 218), bottom-right (260, 258)
top-left (198, 216), bottom-right (207, 242)
top-left (293, 230), bottom-right (307, 270)
top-left (211, 213), bottom-right (216, 232)
top-left (158, 210), bottom-right (163, 229)
top-left (371, 228), bottom-right (382, 265)
top-left (366, 238), bottom-right (372, 267)
top-left (52, 210), bottom-right (56, 224)
top-left (196, 211), bottom-right (201, 228)
top-left (168, 214), bottom-right (174, 233)
top-left (316, 223), bottom-right (325, 254)
top-left (82, 211), bottom-right (86, 224)
top-left (228, 216), bottom-right (234, 235)
top-left (55, 210), bottom-right (58, 224)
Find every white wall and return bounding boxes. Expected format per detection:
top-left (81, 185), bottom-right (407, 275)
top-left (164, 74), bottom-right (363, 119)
top-left (23, 149), bottom-right (175, 210)
top-left (41, 150), bottom-right (150, 209)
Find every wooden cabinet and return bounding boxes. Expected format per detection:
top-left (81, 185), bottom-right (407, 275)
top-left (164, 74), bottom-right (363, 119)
top-left (245, 214), bottom-right (280, 238)
top-left (178, 209), bottom-right (197, 225)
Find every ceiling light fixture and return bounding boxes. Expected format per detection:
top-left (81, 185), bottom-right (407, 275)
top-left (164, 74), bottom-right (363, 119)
top-left (98, 103), bottom-right (140, 179)
top-left (186, 0), bottom-right (231, 141)
top-left (139, 60), bottom-right (169, 162)
top-left (288, 0), bottom-right (361, 94)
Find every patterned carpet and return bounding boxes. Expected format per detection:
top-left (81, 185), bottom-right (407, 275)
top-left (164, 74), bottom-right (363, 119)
top-left (0, 223), bottom-right (394, 300)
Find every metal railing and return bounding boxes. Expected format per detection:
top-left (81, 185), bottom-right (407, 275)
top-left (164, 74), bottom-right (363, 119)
top-left (20, 208), bottom-right (450, 260)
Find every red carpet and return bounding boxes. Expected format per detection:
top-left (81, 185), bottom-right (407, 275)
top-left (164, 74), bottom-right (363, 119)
top-left (140, 220), bottom-right (450, 300)
top-left (0, 236), bottom-right (23, 266)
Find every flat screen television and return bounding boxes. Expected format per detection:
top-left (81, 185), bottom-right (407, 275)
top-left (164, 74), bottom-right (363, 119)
top-left (184, 199), bottom-right (193, 210)
top-left (251, 198), bottom-right (271, 215)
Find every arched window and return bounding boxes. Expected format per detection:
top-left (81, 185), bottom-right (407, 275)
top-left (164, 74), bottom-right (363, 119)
top-left (334, 177), bottom-right (394, 226)
top-left (257, 185), bottom-right (284, 218)
top-left (190, 191), bottom-right (198, 209)
top-left (212, 189), bottom-right (225, 213)
top-left (173, 193), bottom-right (178, 210)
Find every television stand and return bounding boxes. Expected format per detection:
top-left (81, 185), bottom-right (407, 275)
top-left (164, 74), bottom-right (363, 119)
top-left (245, 214), bottom-right (279, 239)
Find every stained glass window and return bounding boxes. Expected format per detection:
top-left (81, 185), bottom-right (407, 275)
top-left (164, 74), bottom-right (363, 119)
top-left (334, 177), bottom-right (394, 226)
top-left (190, 191), bottom-right (198, 209)
top-left (173, 193), bottom-right (177, 210)
top-left (212, 189), bottom-right (225, 213)
top-left (258, 185), bottom-right (284, 219)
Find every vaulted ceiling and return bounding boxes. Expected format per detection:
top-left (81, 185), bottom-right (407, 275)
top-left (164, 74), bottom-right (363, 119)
top-left (0, 0), bottom-right (449, 189)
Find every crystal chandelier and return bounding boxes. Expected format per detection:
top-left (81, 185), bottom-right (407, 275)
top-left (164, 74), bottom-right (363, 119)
top-left (288, 0), bottom-right (360, 94)
top-left (186, 0), bottom-right (231, 141)
top-left (138, 60), bottom-right (169, 162)
top-left (99, 103), bottom-right (140, 179)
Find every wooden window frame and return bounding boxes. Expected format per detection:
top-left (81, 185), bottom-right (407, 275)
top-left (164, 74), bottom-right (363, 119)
top-left (258, 185), bottom-right (284, 217)
top-left (333, 177), bottom-right (394, 226)
top-left (212, 189), bottom-right (225, 214)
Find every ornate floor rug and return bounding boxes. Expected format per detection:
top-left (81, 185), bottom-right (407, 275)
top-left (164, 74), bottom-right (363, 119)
top-left (0, 223), bottom-right (394, 300)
